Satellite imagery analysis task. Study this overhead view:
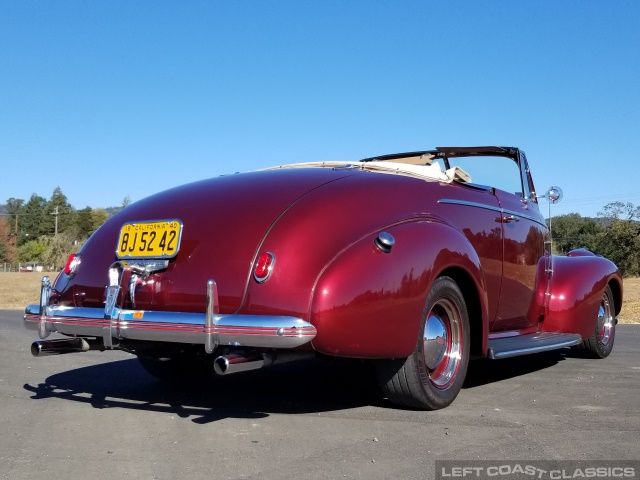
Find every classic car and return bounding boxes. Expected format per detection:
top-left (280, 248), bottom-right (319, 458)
top-left (23, 146), bottom-right (622, 410)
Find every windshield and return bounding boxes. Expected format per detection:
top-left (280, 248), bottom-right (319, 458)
top-left (435, 155), bottom-right (524, 196)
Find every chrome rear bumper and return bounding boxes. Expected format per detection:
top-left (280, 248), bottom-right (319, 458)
top-left (24, 276), bottom-right (317, 353)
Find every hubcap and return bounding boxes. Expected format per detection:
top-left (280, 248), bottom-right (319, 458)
top-left (422, 297), bottom-right (462, 389)
top-left (424, 314), bottom-right (447, 370)
top-left (598, 294), bottom-right (614, 346)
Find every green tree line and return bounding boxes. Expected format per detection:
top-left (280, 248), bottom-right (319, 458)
top-left (550, 201), bottom-right (640, 276)
top-left (0, 187), bottom-right (130, 269)
top-left (2, 190), bottom-right (638, 276)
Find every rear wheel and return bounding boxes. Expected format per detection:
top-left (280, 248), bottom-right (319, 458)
top-left (375, 276), bottom-right (470, 410)
top-left (574, 285), bottom-right (616, 359)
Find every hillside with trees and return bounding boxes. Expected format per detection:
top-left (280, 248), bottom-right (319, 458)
top-left (2, 189), bottom-right (639, 276)
top-left (551, 201), bottom-right (640, 277)
top-left (0, 187), bottom-right (130, 269)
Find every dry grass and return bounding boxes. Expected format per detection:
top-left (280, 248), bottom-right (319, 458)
top-left (619, 277), bottom-right (640, 323)
top-left (1, 272), bottom-right (638, 323)
top-left (0, 272), bottom-right (49, 309)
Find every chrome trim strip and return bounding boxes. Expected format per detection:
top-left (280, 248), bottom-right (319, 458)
top-left (438, 199), bottom-right (502, 213)
top-left (489, 338), bottom-right (580, 359)
top-left (24, 305), bottom-right (317, 350)
top-left (487, 333), bottom-right (581, 360)
top-left (501, 208), bottom-right (546, 228)
top-left (439, 199), bottom-right (546, 227)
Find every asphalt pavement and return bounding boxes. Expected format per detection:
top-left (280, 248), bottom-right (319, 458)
top-left (1, 309), bottom-right (639, 480)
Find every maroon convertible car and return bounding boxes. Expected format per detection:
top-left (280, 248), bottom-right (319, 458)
top-left (24, 146), bottom-right (622, 410)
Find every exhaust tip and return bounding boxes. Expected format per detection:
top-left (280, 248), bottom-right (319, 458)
top-left (31, 338), bottom-right (90, 357)
top-left (213, 356), bottom-right (230, 375)
top-left (30, 342), bottom-right (43, 357)
top-left (213, 353), bottom-right (265, 375)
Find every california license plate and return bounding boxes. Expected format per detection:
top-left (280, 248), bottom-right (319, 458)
top-left (116, 219), bottom-right (183, 259)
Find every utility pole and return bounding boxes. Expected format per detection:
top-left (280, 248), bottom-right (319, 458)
top-left (13, 214), bottom-right (18, 262)
top-left (52, 206), bottom-right (59, 235)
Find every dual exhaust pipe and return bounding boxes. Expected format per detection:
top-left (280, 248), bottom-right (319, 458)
top-left (31, 338), bottom-right (310, 376)
top-left (31, 337), bottom-right (95, 357)
top-left (213, 352), bottom-right (269, 375)
top-left (214, 350), bottom-right (311, 375)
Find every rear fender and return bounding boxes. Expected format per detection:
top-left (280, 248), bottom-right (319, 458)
top-left (542, 252), bottom-right (622, 339)
top-left (309, 219), bottom-right (488, 358)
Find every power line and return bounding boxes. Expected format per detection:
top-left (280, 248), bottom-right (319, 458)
top-left (0, 211), bottom-right (77, 216)
top-left (558, 193), bottom-right (640, 208)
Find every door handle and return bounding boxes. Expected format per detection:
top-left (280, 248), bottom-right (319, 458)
top-left (503, 215), bottom-right (520, 223)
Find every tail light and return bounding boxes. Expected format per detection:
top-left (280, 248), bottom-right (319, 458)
top-left (253, 252), bottom-right (275, 283)
top-left (63, 253), bottom-right (81, 278)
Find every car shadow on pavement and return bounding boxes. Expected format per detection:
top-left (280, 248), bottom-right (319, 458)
top-left (463, 348), bottom-right (569, 388)
top-left (23, 356), bottom-right (383, 423)
top-left (23, 349), bottom-right (573, 420)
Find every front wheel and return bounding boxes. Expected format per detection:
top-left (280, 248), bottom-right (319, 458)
top-left (574, 285), bottom-right (616, 359)
top-left (375, 276), bottom-right (470, 410)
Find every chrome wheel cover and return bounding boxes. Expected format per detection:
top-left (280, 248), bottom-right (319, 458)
top-left (423, 297), bottom-right (462, 389)
top-left (598, 293), bottom-right (614, 347)
top-left (424, 314), bottom-right (448, 370)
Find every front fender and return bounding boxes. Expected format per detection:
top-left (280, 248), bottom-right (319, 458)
top-left (309, 219), bottom-right (488, 358)
top-left (542, 253), bottom-right (622, 339)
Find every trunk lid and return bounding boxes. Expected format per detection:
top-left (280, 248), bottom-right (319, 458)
top-left (63, 168), bottom-right (357, 313)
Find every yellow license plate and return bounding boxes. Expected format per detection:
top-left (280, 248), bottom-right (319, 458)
top-left (116, 219), bottom-right (183, 259)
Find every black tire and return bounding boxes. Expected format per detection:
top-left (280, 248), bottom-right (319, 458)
top-left (573, 285), bottom-right (616, 359)
top-left (375, 276), bottom-right (470, 410)
top-left (137, 350), bottom-right (215, 383)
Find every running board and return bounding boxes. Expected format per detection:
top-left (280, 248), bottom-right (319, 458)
top-left (487, 332), bottom-right (582, 360)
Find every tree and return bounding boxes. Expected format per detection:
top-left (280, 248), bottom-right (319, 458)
top-left (0, 216), bottom-right (14, 263)
top-left (5, 197), bottom-right (24, 230)
top-left (19, 194), bottom-right (48, 245)
top-left (75, 206), bottom-right (94, 238)
top-left (0, 239), bottom-right (7, 263)
top-left (594, 220), bottom-right (640, 276)
top-left (74, 206), bottom-right (109, 238)
top-left (44, 187), bottom-right (76, 235)
top-left (90, 208), bottom-right (109, 233)
top-left (598, 201), bottom-right (640, 221)
top-left (18, 239), bottom-right (47, 263)
top-left (550, 213), bottom-right (601, 254)
top-left (40, 229), bottom-right (79, 270)
top-left (594, 201), bottom-right (640, 277)
top-left (107, 195), bottom-right (132, 217)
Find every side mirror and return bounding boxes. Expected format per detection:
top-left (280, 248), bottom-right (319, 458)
top-left (535, 186), bottom-right (563, 204)
top-left (545, 186), bottom-right (563, 204)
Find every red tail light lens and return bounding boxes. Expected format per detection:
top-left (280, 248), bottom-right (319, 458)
top-left (254, 252), bottom-right (275, 283)
top-left (63, 253), bottom-right (81, 277)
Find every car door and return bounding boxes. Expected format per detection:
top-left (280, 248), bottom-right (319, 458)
top-left (439, 149), bottom-right (551, 331)
top-left (490, 151), bottom-right (548, 331)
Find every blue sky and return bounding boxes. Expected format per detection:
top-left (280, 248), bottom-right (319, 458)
top-left (1, 1), bottom-right (639, 218)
